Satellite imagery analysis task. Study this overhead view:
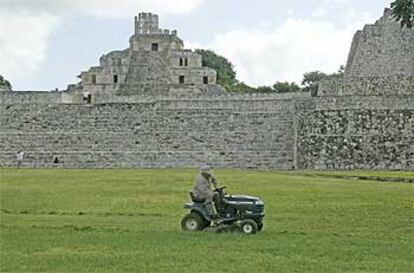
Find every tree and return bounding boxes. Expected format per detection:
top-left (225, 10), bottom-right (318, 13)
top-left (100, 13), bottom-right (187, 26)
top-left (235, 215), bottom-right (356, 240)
top-left (301, 67), bottom-right (344, 96)
top-left (391, 0), bottom-right (414, 28)
top-left (301, 71), bottom-right (329, 94)
top-left (196, 49), bottom-right (260, 93)
top-left (256, 86), bottom-right (274, 93)
top-left (227, 82), bottom-right (257, 93)
top-left (195, 49), bottom-right (237, 90)
top-left (336, 65), bottom-right (345, 77)
top-left (272, 81), bottom-right (301, 93)
top-left (0, 75), bottom-right (12, 91)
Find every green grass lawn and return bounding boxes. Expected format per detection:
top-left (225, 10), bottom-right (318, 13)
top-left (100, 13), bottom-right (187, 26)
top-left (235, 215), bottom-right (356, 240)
top-left (1, 169), bottom-right (413, 273)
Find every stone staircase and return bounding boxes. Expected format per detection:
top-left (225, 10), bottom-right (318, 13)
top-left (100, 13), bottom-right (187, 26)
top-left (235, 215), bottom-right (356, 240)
top-left (118, 51), bottom-right (171, 96)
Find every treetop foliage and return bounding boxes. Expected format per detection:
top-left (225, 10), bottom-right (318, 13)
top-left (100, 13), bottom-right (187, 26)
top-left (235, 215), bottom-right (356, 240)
top-left (391, 0), bottom-right (414, 28)
top-left (0, 75), bottom-right (12, 91)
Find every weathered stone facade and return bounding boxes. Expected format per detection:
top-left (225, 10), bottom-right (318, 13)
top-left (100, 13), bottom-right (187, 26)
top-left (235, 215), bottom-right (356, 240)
top-left (296, 96), bottom-right (414, 169)
top-left (78, 12), bottom-right (224, 100)
top-left (0, 95), bottom-right (300, 168)
top-left (0, 10), bottom-right (413, 170)
top-left (345, 9), bottom-right (413, 78)
top-left (318, 75), bottom-right (414, 96)
top-left (319, 8), bottom-right (414, 97)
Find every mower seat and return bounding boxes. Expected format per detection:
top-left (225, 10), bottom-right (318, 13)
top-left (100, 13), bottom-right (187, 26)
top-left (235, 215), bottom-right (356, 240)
top-left (189, 191), bottom-right (205, 203)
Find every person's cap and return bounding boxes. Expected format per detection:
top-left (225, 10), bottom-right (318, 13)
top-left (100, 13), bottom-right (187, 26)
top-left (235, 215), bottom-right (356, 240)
top-left (200, 164), bottom-right (211, 174)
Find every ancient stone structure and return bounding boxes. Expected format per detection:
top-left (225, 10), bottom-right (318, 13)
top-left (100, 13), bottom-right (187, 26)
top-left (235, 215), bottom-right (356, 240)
top-left (302, 9), bottom-right (414, 169)
top-left (0, 10), bottom-right (413, 170)
top-left (345, 9), bottom-right (413, 78)
top-left (319, 8), bottom-right (414, 97)
top-left (78, 12), bottom-right (224, 100)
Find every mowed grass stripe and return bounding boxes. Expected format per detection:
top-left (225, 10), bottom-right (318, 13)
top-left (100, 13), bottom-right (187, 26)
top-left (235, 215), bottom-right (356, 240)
top-left (0, 169), bottom-right (413, 273)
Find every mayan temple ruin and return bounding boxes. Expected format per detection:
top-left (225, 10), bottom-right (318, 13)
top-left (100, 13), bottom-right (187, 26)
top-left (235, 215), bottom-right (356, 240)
top-left (78, 12), bottom-right (225, 99)
top-left (0, 9), bottom-right (413, 169)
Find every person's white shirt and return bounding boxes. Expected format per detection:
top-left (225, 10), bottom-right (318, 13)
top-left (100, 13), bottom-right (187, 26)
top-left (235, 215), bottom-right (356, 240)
top-left (83, 90), bottom-right (90, 98)
top-left (16, 151), bottom-right (24, 161)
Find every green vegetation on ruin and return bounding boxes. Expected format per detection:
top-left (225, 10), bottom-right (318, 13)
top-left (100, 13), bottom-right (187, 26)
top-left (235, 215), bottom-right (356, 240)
top-left (1, 169), bottom-right (413, 273)
top-left (391, 0), bottom-right (414, 28)
top-left (0, 75), bottom-right (12, 91)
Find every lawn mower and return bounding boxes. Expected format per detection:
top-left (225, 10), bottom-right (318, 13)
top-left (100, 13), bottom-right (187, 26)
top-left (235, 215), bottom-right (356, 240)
top-left (181, 186), bottom-right (265, 235)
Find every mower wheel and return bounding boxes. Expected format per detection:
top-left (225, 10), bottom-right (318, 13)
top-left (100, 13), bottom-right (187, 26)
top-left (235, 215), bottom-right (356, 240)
top-left (239, 219), bottom-right (258, 235)
top-left (181, 213), bottom-right (208, 231)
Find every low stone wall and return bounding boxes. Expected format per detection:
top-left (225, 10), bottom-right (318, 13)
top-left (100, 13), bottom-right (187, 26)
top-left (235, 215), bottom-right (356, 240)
top-left (1, 90), bottom-right (311, 105)
top-left (0, 91), bottom-right (63, 104)
top-left (95, 92), bottom-right (310, 104)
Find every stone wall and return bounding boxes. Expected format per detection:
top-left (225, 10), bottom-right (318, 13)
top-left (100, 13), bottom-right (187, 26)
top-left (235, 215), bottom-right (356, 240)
top-left (318, 75), bottom-right (414, 96)
top-left (0, 97), bottom-right (296, 169)
top-left (1, 93), bottom-right (412, 170)
top-left (296, 96), bottom-right (414, 170)
top-left (0, 91), bottom-right (67, 104)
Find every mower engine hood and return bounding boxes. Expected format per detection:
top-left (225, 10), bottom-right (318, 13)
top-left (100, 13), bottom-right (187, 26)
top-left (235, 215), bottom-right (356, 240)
top-left (226, 195), bottom-right (261, 203)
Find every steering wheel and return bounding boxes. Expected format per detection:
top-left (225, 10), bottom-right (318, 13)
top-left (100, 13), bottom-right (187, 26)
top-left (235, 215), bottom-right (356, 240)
top-left (215, 186), bottom-right (227, 191)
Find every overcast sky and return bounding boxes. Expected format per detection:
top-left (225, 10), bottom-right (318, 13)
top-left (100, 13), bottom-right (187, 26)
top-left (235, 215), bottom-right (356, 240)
top-left (0, 0), bottom-right (390, 90)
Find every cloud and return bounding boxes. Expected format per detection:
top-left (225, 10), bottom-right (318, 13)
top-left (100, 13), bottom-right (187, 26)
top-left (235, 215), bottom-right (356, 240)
top-left (0, 11), bottom-right (59, 83)
top-left (193, 12), bottom-right (375, 86)
top-left (1, 0), bottom-right (205, 17)
top-left (313, 0), bottom-right (351, 17)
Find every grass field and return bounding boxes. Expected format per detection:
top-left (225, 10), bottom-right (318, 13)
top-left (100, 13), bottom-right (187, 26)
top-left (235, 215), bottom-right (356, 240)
top-left (0, 169), bottom-right (413, 273)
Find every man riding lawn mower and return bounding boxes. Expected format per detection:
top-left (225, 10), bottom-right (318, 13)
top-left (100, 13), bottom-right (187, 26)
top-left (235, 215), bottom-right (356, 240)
top-left (181, 165), bottom-right (265, 235)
